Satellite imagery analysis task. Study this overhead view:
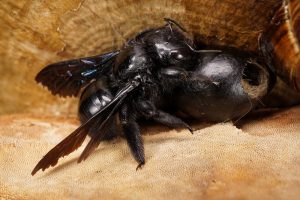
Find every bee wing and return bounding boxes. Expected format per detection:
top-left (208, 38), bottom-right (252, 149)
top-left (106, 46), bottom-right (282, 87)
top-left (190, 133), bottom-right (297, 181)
top-left (78, 95), bottom-right (124, 162)
top-left (36, 51), bottom-right (119, 97)
top-left (31, 82), bottom-right (139, 175)
top-left (77, 82), bottom-right (139, 162)
top-left (31, 123), bottom-right (89, 176)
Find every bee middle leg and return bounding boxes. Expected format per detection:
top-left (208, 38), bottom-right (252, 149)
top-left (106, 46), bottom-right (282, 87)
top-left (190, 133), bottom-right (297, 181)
top-left (136, 100), bottom-right (193, 133)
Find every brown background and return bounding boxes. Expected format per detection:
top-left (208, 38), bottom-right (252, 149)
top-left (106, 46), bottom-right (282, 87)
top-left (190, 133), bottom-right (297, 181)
top-left (0, 0), bottom-right (281, 116)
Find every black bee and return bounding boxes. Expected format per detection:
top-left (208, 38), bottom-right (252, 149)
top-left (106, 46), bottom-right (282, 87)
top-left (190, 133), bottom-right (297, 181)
top-left (31, 19), bottom-right (271, 175)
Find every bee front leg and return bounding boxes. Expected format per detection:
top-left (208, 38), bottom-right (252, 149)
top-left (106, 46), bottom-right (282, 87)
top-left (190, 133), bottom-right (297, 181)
top-left (159, 67), bottom-right (189, 80)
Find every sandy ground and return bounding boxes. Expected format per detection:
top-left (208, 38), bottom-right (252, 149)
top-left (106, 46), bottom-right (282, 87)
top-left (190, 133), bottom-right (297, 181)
top-left (0, 106), bottom-right (300, 200)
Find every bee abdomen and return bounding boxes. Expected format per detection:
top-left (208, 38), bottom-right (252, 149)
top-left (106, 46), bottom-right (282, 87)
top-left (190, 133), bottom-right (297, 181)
top-left (78, 81), bottom-right (113, 123)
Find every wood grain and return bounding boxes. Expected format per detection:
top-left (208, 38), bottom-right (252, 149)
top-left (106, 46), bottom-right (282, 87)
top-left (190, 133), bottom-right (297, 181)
top-left (0, 0), bottom-right (285, 115)
top-left (260, 0), bottom-right (300, 91)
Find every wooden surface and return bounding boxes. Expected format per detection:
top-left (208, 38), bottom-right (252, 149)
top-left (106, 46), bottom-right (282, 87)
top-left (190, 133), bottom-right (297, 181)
top-left (260, 0), bottom-right (300, 91)
top-left (0, 0), bottom-right (282, 116)
top-left (1, 106), bottom-right (300, 199)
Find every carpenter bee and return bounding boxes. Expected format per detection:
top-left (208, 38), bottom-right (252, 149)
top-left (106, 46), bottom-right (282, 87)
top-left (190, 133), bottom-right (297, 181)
top-left (31, 19), bottom-right (271, 175)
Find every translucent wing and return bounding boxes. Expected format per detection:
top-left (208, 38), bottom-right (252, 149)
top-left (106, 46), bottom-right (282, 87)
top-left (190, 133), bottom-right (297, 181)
top-left (31, 82), bottom-right (139, 175)
top-left (36, 51), bottom-right (119, 97)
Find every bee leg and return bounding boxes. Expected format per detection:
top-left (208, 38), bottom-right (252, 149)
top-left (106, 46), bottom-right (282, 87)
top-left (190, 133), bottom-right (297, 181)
top-left (159, 67), bottom-right (216, 91)
top-left (137, 101), bottom-right (193, 134)
top-left (119, 103), bottom-right (145, 169)
top-left (159, 67), bottom-right (189, 82)
top-left (153, 110), bottom-right (193, 134)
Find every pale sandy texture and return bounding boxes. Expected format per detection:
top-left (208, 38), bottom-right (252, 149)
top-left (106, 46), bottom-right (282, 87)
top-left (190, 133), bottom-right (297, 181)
top-left (0, 107), bottom-right (300, 200)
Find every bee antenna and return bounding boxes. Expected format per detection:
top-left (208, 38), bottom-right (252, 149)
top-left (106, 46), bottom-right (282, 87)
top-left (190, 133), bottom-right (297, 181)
top-left (185, 43), bottom-right (222, 53)
top-left (164, 18), bottom-right (187, 32)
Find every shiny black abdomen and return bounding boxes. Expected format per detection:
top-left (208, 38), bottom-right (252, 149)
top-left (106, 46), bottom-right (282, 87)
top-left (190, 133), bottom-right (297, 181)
top-left (78, 80), bottom-right (113, 124)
